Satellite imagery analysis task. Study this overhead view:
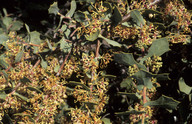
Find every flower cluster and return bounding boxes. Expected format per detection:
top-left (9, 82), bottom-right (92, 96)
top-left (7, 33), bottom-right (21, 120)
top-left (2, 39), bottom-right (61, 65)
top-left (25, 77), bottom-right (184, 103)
top-left (165, 0), bottom-right (192, 32)
top-left (144, 55), bottom-right (163, 73)
top-left (113, 25), bottom-right (138, 40)
top-left (136, 24), bottom-right (160, 50)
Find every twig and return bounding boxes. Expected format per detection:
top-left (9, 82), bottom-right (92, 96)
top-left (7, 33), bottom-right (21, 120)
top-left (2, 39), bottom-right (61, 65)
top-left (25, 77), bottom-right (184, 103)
top-left (95, 39), bottom-right (100, 58)
top-left (33, 59), bottom-right (41, 69)
top-left (56, 49), bottom-right (71, 76)
top-left (142, 86), bottom-right (147, 124)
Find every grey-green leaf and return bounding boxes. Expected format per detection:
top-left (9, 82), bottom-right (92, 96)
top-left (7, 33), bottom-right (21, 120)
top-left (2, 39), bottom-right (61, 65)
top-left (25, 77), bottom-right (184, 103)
top-left (111, 5), bottom-right (122, 26)
top-left (114, 52), bottom-right (146, 70)
top-left (130, 10), bottom-right (145, 26)
top-left (48, 2), bottom-right (59, 15)
top-left (99, 34), bottom-right (122, 47)
top-left (40, 59), bottom-right (48, 69)
top-left (0, 91), bottom-right (7, 100)
top-left (20, 76), bottom-right (31, 84)
top-left (68, 81), bottom-right (90, 91)
top-left (115, 110), bottom-right (145, 115)
top-left (144, 95), bottom-right (180, 110)
top-left (15, 51), bottom-right (24, 63)
top-left (117, 92), bottom-right (140, 101)
top-left (133, 70), bottom-right (154, 90)
top-left (0, 33), bottom-right (8, 44)
top-left (86, 30), bottom-right (100, 41)
top-left (66, 0), bottom-right (76, 17)
top-left (13, 92), bottom-right (29, 101)
top-left (141, 38), bottom-right (170, 63)
top-left (59, 37), bottom-right (72, 53)
top-left (10, 21), bottom-right (23, 31)
top-left (101, 118), bottom-right (111, 124)
top-left (30, 31), bottom-right (41, 53)
top-left (179, 77), bottom-right (192, 94)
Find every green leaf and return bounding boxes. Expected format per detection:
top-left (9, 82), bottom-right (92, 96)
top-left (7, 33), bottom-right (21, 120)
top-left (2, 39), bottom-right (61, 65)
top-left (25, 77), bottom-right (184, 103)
top-left (0, 33), bottom-right (8, 44)
top-left (30, 31), bottom-right (41, 53)
top-left (111, 5), bottom-right (122, 26)
top-left (115, 110), bottom-right (145, 115)
top-left (0, 91), bottom-right (7, 100)
top-left (60, 25), bottom-right (67, 32)
top-left (155, 73), bottom-right (170, 81)
top-left (144, 95), bottom-right (180, 110)
top-left (74, 11), bottom-right (87, 23)
top-left (179, 77), bottom-right (192, 94)
top-left (2, 16), bottom-right (12, 29)
top-left (40, 58), bottom-right (48, 69)
top-left (10, 21), bottom-right (23, 31)
top-left (133, 70), bottom-right (154, 90)
top-left (13, 92), bottom-right (29, 101)
top-left (120, 77), bottom-right (133, 89)
top-left (130, 10), bottom-right (145, 26)
top-left (1, 70), bottom-right (8, 81)
top-left (66, 0), bottom-right (76, 17)
top-left (54, 65), bottom-right (60, 73)
top-left (25, 23), bottom-right (30, 33)
top-left (59, 37), bottom-right (72, 53)
top-left (85, 30), bottom-right (100, 41)
top-left (20, 76), bottom-right (31, 84)
top-left (114, 52), bottom-right (147, 70)
top-left (117, 92), bottom-right (140, 101)
top-left (101, 118), bottom-right (111, 124)
top-left (46, 39), bottom-right (53, 50)
top-left (48, 2), bottom-right (59, 15)
top-left (26, 86), bottom-right (42, 93)
top-left (99, 34), bottom-right (122, 47)
top-left (78, 0), bottom-right (96, 3)
top-left (141, 38), bottom-right (170, 63)
top-left (0, 57), bottom-right (9, 69)
top-left (68, 81), bottom-right (90, 91)
top-left (15, 51), bottom-right (24, 63)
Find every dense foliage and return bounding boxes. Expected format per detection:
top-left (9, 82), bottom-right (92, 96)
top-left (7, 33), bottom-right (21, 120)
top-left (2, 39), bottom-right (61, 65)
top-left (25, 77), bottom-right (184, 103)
top-left (0, 0), bottom-right (192, 123)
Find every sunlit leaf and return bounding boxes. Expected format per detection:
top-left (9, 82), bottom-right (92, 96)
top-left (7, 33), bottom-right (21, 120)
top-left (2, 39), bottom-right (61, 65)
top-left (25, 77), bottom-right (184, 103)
top-left (48, 2), bottom-right (59, 15)
top-left (40, 58), bottom-right (48, 69)
top-left (85, 30), bottom-right (100, 41)
top-left (66, 0), bottom-right (76, 17)
top-left (101, 118), bottom-right (111, 124)
top-left (59, 37), bottom-right (72, 53)
top-left (144, 95), bottom-right (180, 110)
top-left (30, 31), bottom-right (41, 53)
top-left (179, 77), bottom-right (192, 94)
top-left (25, 23), bottom-right (30, 33)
